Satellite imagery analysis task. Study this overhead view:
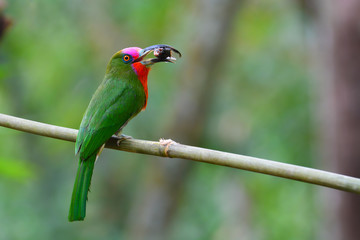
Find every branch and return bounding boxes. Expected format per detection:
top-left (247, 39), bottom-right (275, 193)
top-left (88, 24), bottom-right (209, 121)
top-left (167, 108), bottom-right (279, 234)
top-left (1, 113), bottom-right (360, 194)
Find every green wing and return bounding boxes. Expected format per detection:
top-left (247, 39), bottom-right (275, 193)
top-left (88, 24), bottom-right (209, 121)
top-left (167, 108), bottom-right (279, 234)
top-left (75, 76), bottom-right (145, 160)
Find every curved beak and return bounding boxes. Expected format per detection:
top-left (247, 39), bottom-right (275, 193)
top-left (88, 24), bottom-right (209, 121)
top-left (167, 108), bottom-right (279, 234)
top-left (134, 44), bottom-right (182, 66)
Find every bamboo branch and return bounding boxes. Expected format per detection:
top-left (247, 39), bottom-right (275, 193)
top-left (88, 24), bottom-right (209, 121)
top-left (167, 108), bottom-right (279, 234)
top-left (1, 113), bottom-right (360, 193)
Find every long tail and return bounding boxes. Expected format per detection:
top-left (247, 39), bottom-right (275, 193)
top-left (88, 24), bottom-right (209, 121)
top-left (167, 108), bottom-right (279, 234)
top-left (68, 154), bottom-right (96, 221)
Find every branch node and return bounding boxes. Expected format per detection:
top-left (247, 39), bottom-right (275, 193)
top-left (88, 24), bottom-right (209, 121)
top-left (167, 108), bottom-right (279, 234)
top-left (159, 138), bottom-right (177, 157)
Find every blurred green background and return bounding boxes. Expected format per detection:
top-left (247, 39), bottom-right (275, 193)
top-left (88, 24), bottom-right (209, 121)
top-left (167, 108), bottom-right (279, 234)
top-left (0, 0), bottom-right (321, 239)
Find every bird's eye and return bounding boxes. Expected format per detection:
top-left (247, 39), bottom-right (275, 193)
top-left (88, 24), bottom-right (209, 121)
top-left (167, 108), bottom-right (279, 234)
top-left (122, 54), bottom-right (132, 63)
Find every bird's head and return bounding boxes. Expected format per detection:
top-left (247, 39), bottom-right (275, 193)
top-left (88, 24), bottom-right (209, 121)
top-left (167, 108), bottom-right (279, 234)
top-left (107, 44), bottom-right (181, 78)
top-left (106, 45), bottom-right (181, 109)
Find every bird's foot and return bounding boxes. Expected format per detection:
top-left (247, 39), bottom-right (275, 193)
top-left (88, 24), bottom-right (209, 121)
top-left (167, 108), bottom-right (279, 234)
top-left (116, 134), bottom-right (133, 146)
top-left (159, 138), bottom-right (177, 157)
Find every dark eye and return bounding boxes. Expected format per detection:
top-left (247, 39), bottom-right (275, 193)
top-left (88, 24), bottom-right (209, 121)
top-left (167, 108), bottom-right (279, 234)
top-left (122, 54), bottom-right (132, 63)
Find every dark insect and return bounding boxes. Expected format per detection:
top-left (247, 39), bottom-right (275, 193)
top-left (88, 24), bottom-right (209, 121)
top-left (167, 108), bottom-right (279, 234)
top-left (141, 44), bottom-right (182, 63)
top-left (154, 47), bottom-right (180, 63)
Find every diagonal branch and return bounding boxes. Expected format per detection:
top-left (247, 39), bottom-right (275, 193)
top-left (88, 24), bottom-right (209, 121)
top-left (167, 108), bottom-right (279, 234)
top-left (1, 113), bottom-right (360, 193)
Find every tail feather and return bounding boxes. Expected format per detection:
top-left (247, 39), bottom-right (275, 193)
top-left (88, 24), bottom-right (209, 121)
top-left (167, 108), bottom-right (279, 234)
top-left (68, 154), bottom-right (96, 221)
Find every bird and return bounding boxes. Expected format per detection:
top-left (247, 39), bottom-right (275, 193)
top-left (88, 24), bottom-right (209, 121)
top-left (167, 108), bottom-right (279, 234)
top-left (68, 45), bottom-right (181, 222)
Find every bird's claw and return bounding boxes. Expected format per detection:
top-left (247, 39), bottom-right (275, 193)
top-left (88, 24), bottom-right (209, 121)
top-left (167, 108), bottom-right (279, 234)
top-left (116, 134), bottom-right (133, 146)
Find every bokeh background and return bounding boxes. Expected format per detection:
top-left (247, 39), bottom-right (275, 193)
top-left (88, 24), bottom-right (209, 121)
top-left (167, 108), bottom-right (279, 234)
top-left (1, 0), bottom-right (359, 239)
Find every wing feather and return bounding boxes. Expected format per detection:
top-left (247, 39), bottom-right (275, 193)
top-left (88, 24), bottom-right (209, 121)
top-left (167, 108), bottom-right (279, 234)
top-left (75, 77), bottom-right (145, 160)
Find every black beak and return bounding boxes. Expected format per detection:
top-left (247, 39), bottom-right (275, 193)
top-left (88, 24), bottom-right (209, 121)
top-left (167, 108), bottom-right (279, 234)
top-left (135, 44), bottom-right (182, 66)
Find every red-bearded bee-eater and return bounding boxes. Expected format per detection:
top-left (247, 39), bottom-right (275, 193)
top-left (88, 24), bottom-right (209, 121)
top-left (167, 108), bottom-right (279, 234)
top-left (69, 45), bottom-right (181, 222)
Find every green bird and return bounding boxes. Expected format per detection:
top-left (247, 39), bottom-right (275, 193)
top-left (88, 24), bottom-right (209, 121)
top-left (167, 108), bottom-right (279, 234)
top-left (69, 45), bottom-right (181, 222)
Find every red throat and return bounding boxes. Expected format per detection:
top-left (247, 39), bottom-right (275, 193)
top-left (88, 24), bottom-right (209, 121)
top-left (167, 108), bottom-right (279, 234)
top-left (132, 62), bottom-right (150, 110)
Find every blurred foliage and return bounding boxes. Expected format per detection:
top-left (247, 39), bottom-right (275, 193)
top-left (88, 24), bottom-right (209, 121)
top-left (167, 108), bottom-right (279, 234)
top-left (0, 0), bottom-right (319, 239)
top-left (0, 157), bottom-right (34, 180)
